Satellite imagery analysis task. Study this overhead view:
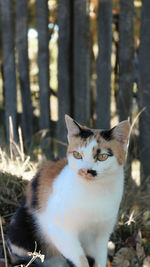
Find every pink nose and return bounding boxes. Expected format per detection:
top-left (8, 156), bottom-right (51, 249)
top-left (81, 169), bottom-right (88, 175)
top-left (78, 168), bottom-right (97, 177)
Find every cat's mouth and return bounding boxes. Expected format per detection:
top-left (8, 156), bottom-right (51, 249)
top-left (78, 168), bottom-right (97, 180)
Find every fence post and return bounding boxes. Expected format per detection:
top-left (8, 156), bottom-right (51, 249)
top-left (139, 0), bottom-right (150, 183)
top-left (36, 0), bottom-right (52, 158)
top-left (16, 0), bottom-right (33, 148)
top-left (0, 0), bottom-right (17, 144)
top-left (118, 0), bottom-right (134, 121)
top-left (118, 0), bottom-right (134, 180)
top-left (73, 0), bottom-right (90, 125)
top-left (96, 0), bottom-right (112, 129)
top-left (57, 0), bottom-right (72, 157)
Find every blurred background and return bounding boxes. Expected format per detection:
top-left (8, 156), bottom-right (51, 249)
top-left (0, 0), bottom-right (150, 266)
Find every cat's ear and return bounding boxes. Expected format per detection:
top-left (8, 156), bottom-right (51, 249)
top-left (113, 120), bottom-right (130, 147)
top-left (65, 115), bottom-right (81, 142)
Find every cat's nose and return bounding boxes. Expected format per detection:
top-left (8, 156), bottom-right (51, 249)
top-left (87, 169), bottom-right (97, 176)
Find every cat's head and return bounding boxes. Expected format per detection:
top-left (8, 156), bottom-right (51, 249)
top-left (65, 115), bottom-right (130, 181)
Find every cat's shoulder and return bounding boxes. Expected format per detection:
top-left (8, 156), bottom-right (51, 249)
top-left (26, 158), bottom-right (68, 210)
top-left (40, 158), bottom-right (68, 180)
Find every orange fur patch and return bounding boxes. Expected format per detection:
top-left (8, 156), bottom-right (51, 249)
top-left (37, 158), bottom-right (67, 211)
top-left (26, 158), bottom-right (67, 212)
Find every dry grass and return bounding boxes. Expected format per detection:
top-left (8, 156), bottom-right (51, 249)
top-left (0, 216), bottom-right (8, 267)
top-left (110, 166), bottom-right (150, 266)
top-left (0, 123), bottom-right (37, 181)
top-left (0, 126), bottom-right (37, 227)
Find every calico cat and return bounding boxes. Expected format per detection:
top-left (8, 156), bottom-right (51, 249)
top-left (8, 115), bottom-right (130, 267)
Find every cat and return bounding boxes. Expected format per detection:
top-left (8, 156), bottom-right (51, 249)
top-left (7, 115), bottom-right (130, 267)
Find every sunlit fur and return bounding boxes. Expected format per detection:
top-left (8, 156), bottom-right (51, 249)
top-left (8, 115), bottom-right (130, 267)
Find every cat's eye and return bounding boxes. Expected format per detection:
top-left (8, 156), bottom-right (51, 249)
top-left (73, 151), bottom-right (82, 159)
top-left (97, 154), bottom-right (108, 161)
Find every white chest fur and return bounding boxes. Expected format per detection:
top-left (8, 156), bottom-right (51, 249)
top-left (36, 164), bottom-right (124, 237)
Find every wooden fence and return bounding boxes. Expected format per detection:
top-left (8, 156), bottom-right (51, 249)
top-left (0, 0), bottom-right (150, 181)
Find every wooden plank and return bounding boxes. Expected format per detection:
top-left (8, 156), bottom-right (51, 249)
top-left (57, 0), bottom-right (72, 156)
top-left (73, 0), bottom-right (90, 125)
top-left (36, 0), bottom-right (50, 131)
top-left (118, 0), bottom-right (134, 121)
top-left (139, 0), bottom-right (150, 182)
top-left (0, 0), bottom-right (17, 143)
top-left (96, 0), bottom-right (112, 129)
top-left (36, 0), bottom-right (51, 157)
top-left (16, 0), bottom-right (33, 147)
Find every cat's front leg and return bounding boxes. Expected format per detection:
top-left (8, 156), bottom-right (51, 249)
top-left (93, 234), bottom-right (109, 267)
top-left (48, 225), bottom-right (89, 267)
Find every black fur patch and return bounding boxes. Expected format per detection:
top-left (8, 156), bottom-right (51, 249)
top-left (79, 128), bottom-right (94, 139)
top-left (66, 256), bottom-right (94, 267)
top-left (100, 127), bottom-right (115, 141)
top-left (31, 171), bottom-right (40, 208)
top-left (73, 120), bottom-right (93, 139)
top-left (107, 148), bottom-right (113, 156)
top-left (87, 169), bottom-right (97, 176)
top-left (87, 256), bottom-right (95, 266)
top-left (8, 206), bottom-right (41, 253)
top-left (73, 120), bottom-right (94, 139)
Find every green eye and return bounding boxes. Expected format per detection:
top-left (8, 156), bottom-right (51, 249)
top-left (97, 154), bottom-right (108, 161)
top-left (73, 151), bottom-right (82, 159)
